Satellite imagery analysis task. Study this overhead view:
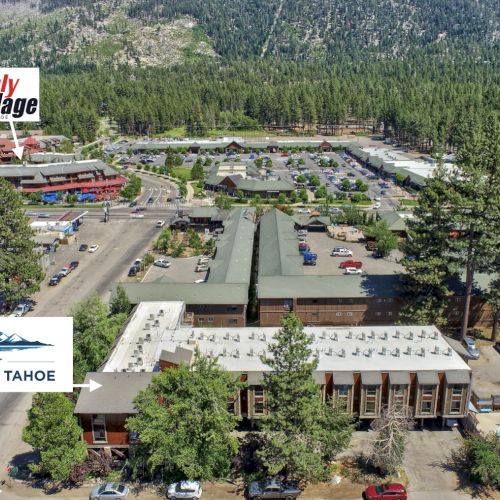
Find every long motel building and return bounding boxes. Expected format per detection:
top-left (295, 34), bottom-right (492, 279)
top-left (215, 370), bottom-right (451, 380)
top-left (75, 301), bottom-right (472, 453)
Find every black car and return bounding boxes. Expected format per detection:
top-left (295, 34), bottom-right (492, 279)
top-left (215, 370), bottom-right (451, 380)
top-left (49, 274), bottom-right (61, 286)
top-left (79, 244), bottom-right (88, 252)
top-left (248, 479), bottom-right (301, 499)
top-left (69, 261), bottom-right (79, 270)
top-left (372, 250), bottom-right (384, 259)
top-left (129, 201), bottom-right (137, 207)
top-left (347, 172), bottom-right (356, 177)
top-left (128, 265), bottom-right (140, 277)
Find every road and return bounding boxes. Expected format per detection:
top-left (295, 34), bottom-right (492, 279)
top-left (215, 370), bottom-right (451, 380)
top-left (0, 213), bottom-right (165, 484)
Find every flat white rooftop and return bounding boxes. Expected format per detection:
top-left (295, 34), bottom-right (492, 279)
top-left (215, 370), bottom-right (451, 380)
top-left (102, 302), bottom-right (470, 375)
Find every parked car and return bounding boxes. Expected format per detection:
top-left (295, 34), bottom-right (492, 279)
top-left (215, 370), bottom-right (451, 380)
top-left (331, 247), bottom-right (353, 257)
top-left (128, 266), bottom-right (139, 277)
top-left (248, 478), bottom-right (301, 499)
top-left (339, 260), bottom-right (362, 269)
top-left (69, 261), bottom-right (79, 270)
top-left (90, 483), bottom-right (129, 500)
top-left (297, 229), bottom-right (308, 237)
top-left (133, 259), bottom-right (142, 267)
top-left (156, 220), bottom-right (165, 228)
top-left (465, 344), bottom-right (480, 360)
top-left (194, 279), bottom-right (206, 283)
top-left (130, 212), bottom-right (145, 218)
top-left (129, 201), bottom-right (137, 207)
top-left (344, 267), bottom-right (363, 275)
top-left (297, 208), bottom-right (311, 214)
top-left (88, 244), bottom-right (99, 253)
top-left (154, 259), bottom-right (171, 268)
top-left (372, 250), bottom-right (384, 259)
top-left (79, 244), bottom-right (88, 252)
top-left (58, 267), bottom-right (71, 277)
top-left (196, 264), bottom-right (209, 272)
top-left (49, 274), bottom-right (62, 286)
top-left (37, 213), bottom-right (50, 218)
top-left (197, 257), bottom-right (210, 265)
top-left (463, 336), bottom-right (476, 350)
top-left (373, 202), bottom-right (381, 209)
top-left (9, 303), bottom-right (31, 317)
top-left (363, 483), bottom-right (407, 500)
top-left (167, 480), bottom-right (202, 500)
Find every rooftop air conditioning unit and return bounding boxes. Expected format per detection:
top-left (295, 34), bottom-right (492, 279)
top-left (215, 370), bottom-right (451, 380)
top-left (420, 347), bottom-right (426, 357)
top-left (149, 313), bottom-right (154, 320)
top-left (140, 369), bottom-right (146, 372)
top-left (432, 331), bottom-right (439, 340)
top-left (233, 349), bottom-right (240, 358)
top-left (224, 332), bottom-right (230, 340)
top-left (433, 346), bottom-right (440, 355)
top-left (331, 333), bottom-right (338, 341)
top-left (311, 333), bottom-right (316, 341)
top-left (347, 331), bottom-right (353, 339)
top-left (209, 334), bottom-right (215, 342)
top-left (222, 347), bottom-right (227, 357)
top-left (158, 309), bottom-right (164, 316)
top-left (408, 332), bottom-right (414, 340)
top-left (354, 346), bottom-right (361, 356)
top-left (405, 346), bottom-right (412, 355)
top-left (394, 348), bottom-right (400, 357)
top-left (137, 357), bottom-right (143, 366)
top-left (145, 333), bottom-right (151, 342)
top-left (339, 348), bottom-right (346, 358)
top-left (381, 332), bottom-right (388, 340)
top-left (199, 332), bottom-right (205, 340)
top-left (368, 348), bottom-right (375, 357)
top-left (360, 332), bottom-right (366, 341)
top-left (445, 347), bottom-right (452, 356)
top-left (381, 347), bottom-right (387, 356)
top-left (421, 329), bottom-right (427, 338)
top-left (314, 349), bottom-right (320, 358)
top-left (234, 333), bottom-right (240, 342)
top-left (320, 331), bottom-right (326, 339)
top-left (138, 337), bottom-right (144, 344)
top-left (154, 319), bottom-right (160, 327)
top-left (250, 331), bottom-right (255, 340)
top-left (144, 323), bottom-right (150, 330)
top-left (122, 369), bottom-right (127, 372)
top-left (327, 347), bottom-right (333, 356)
top-left (128, 362), bottom-right (134, 369)
top-left (369, 330), bottom-right (375, 339)
top-left (248, 348), bottom-right (254, 357)
top-left (394, 330), bottom-right (400, 338)
top-left (260, 333), bottom-right (266, 341)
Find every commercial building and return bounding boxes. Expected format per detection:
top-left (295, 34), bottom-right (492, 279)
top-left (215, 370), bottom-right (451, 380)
top-left (0, 160), bottom-right (127, 199)
top-left (116, 208), bottom-right (256, 327)
top-left (74, 300), bottom-right (472, 452)
top-left (204, 163), bottom-right (294, 198)
top-left (257, 209), bottom-right (494, 329)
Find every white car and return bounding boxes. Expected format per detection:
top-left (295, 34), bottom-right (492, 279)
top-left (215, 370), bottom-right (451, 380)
top-left (156, 220), bottom-right (165, 228)
top-left (195, 264), bottom-right (209, 272)
top-left (154, 259), bottom-right (171, 268)
top-left (194, 279), bottom-right (206, 284)
top-left (297, 208), bottom-right (311, 214)
top-left (167, 481), bottom-right (202, 500)
top-left (344, 267), bottom-right (363, 275)
top-left (88, 244), bottom-right (99, 253)
top-left (130, 212), bottom-right (145, 218)
top-left (374, 196), bottom-right (381, 201)
top-left (59, 267), bottom-right (71, 277)
top-left (331, 247), bottom-right (353, 257)
top-left (9, 303), bottom-right (31, 317)
top-left (373, 202), bottom-right (381, 209)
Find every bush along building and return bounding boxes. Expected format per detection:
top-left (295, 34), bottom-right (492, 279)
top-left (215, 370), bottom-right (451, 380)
top-left (74, 301), bottom-right (472, 455)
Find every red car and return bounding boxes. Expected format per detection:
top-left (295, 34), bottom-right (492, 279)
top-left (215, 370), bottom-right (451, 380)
top-left (339, 260), bottom-right (363, 269)
top-left (364, 483), bottom-right (407, 500)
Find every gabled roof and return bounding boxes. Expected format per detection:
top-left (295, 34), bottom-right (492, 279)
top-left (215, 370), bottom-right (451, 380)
top-left (379, 212), bottom-right (412, 232)
top-left (74, 372), bottom-right (154, 414)
top-left (237, 179), bottom-right (294, 192)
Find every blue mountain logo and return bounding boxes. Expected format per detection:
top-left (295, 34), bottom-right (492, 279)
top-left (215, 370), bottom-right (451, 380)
top-left (0, 331), bottom-right (52, 351)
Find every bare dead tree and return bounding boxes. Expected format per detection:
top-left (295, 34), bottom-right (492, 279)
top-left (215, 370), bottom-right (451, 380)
top-left (370, 405), bottom-right (415, 476)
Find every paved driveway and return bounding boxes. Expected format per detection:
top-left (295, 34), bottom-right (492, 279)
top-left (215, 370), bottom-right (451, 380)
top-left (404, 428), bottom-right (472, 499)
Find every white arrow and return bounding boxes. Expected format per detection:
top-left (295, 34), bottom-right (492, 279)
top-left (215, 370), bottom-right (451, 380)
top-left (9, 120), bottom-right (24, 160)
top-left (73, 379), bottom-right (102, 393)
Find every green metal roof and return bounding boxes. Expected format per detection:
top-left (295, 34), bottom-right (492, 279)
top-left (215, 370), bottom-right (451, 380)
top-left (113, 282), bottom-right (249, 305)
top-left (190, 206), bottom-right (220, 219)
top-left (237, 179), bottom-right (294, 192)
top-left (257, 274), bottom-right (402, 299)
top-left (207, 207), bottom-right (256, 284)
top-left (379, 212), bottom-right (410, 232)
top-left (293, 215), bottom-right (331, 227)
top-left (259, 209), bottom-right (304, 277)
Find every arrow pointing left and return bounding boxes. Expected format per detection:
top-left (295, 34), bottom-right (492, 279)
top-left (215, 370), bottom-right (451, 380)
top-left (73, 379), bottom-right (102, 393)
top-left (9, 120), bottom-right (24, 160)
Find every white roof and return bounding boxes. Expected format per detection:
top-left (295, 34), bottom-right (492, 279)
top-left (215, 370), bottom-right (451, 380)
top-left (102, 302), bottom-right (470, 375)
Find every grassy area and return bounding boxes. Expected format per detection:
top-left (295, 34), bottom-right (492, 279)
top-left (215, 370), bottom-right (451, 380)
top-left (207, 128), bottom-right (264, 137)
top-left (397, 198), bottom-right (418, 207)
top-left (171, 167), bottom-right (192, 181)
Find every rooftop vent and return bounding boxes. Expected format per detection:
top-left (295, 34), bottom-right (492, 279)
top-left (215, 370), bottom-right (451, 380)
top-left (199, 332), bottom-right (205, 340)
top-left (136, 357), bottom-right (143, 366)
top-left (154, 319), bottom-right (160, 327)
top-left (311, 333), bottom-right (316, 342)
top-left (133, 349), bottom-right (139, 357)
top-left (420, 329), bottom-right (427, 338)
top-left (360, 332), bottom-right (366, 341)
top-left (250, 331), bottom-right (256, 340)
top-left (432, 331), bottom-right (439, 340)
top-left (207, 349), bottom-right (214, 358)
top-left (209, 333), bottom-right (216, 342)
top-left (128, 362), bottom-right (134, 369)
top-left (314, 348), bottom-right (321, 358)
top-left (190, 331), bottom-right (195, 339)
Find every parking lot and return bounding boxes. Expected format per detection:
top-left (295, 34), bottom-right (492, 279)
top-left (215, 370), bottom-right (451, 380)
top-left (300, 231), bottom-right (404, 276)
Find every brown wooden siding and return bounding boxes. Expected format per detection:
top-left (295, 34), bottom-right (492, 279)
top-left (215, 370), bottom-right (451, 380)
top-left (80, 414), bottom-right (130, 447)
top-left (188, 304), bottom-right (246, 327)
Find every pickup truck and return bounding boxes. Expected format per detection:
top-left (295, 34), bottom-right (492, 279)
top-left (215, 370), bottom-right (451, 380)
top-left (303, 251), bottom-right (317, 266)
top-left (339, 260), bottom-right (363, 269)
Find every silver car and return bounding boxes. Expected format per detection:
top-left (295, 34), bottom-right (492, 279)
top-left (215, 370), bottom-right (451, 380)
top-left (167, 480), bottom-right (202, 500)
top-left (89, 482), bottom-right (129, 500)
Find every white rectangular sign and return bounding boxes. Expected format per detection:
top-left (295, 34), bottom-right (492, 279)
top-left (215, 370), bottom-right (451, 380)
top-left (0, 317), bottom-right (73, 392)
top-left (0, 68), bottom-right (40, 122)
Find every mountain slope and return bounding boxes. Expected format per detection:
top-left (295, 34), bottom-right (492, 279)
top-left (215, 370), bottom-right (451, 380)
top-left (0, 0), bottom-right (498, 68)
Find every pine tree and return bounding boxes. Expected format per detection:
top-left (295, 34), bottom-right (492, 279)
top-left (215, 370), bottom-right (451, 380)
top-left (258, 314), bottom-right (354, 481)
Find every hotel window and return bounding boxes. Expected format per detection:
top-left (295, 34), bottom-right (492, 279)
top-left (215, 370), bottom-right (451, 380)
top-left (451, 385), bottom-right (463, 396)
top-left (420, 400), bottom-right (433, 414)
top-left (376, 298), bottom-right (383, 303)
top-left (387, 312), bottom-right (393, 317)
top-left (336, 312), bottom-right (342, 317)
top-left (366, 386), bottom-right (377, 397)
top-left (364, 400), bottom-right (376, 415)
top-left (229, 319), bottom-right (238, 325)
top-left (338, 385), bottom-right (350, 396)
top-left (254, 386), bottom-right (264, 397)
top-left (421, 385), bottom-right (434, 396)
top-left (346, 312), bottom-right (353, 317)
top-left (450, 400), bottom-right (462, 414)
top-left (254, 402), bottom-right (265, 414)
top-left (375, 312), bottom-right (382, 317)
top-left (198, 317), bottom-right (205, 323)
top-left (91, 415), bottom-right (107, 443)
top-left (207, 317), bottom-right (214, 323)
